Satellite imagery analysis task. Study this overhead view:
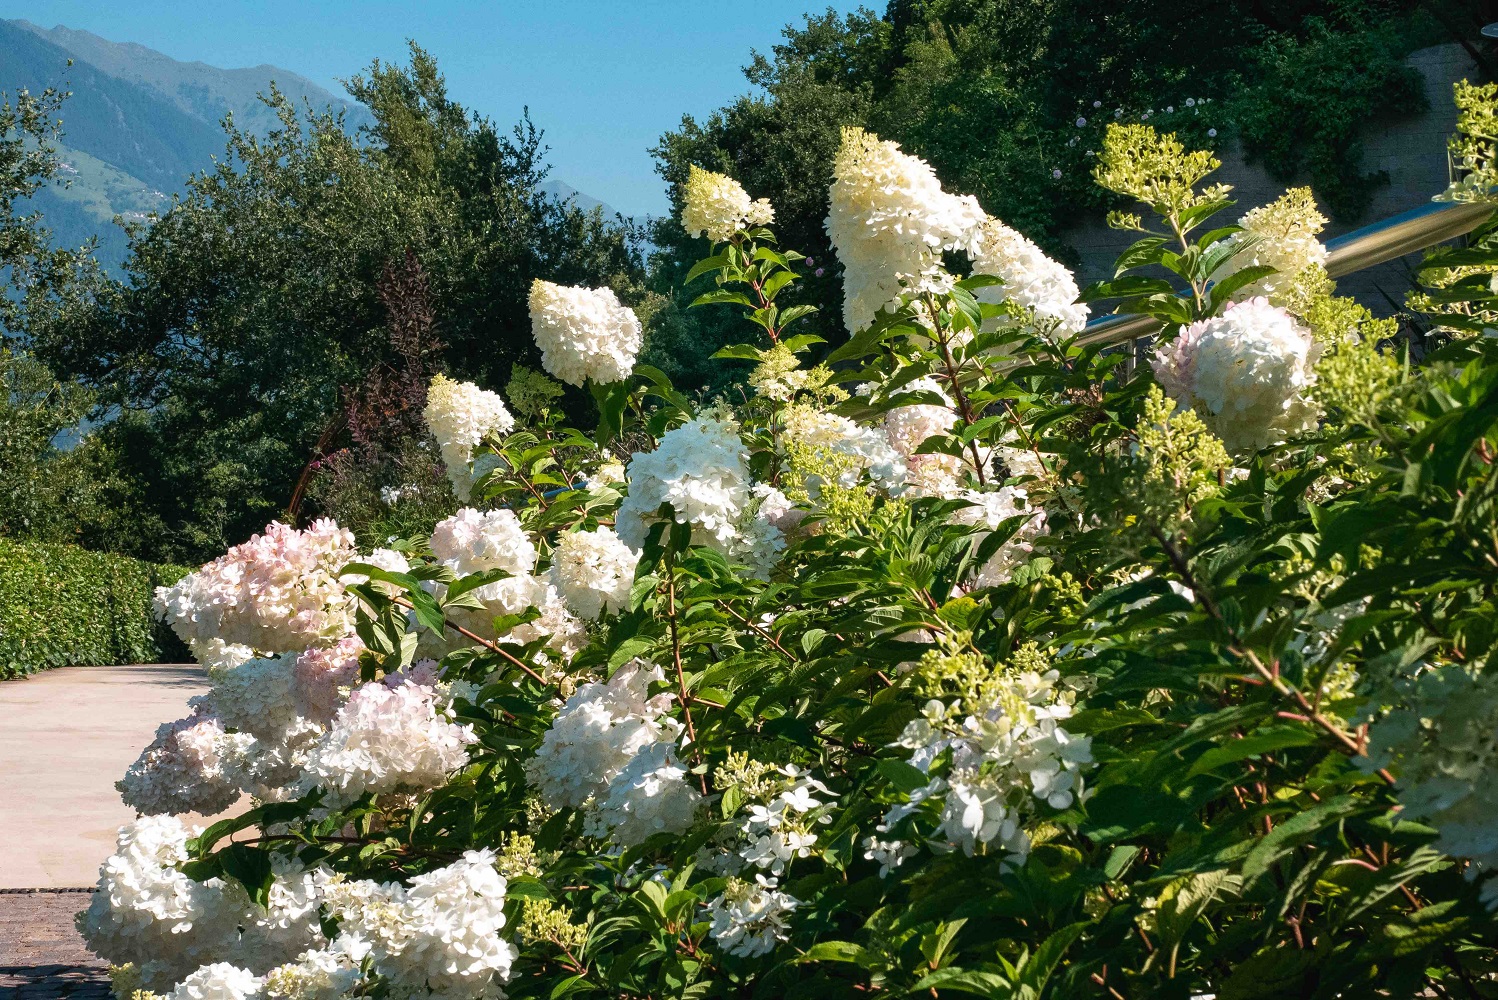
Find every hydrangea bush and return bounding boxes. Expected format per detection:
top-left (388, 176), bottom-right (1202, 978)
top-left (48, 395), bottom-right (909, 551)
top-left (86, 92), bottom-right (1498, 999)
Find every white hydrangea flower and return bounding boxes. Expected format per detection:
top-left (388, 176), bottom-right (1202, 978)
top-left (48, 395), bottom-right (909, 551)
top-left (188, 638), bottom-right (257, 676)
top-left (969, 215), bottom-right (1089, 337)
top-left (885, 665), bottom-right (1092, 865)
top-left (883, 377), bottom-right (957, 458)
top-left (339, 546), bottom-right (411, 597)
top-left (680, 164), bottom-right (774, 242)
top-left (154, 520), bottom-right (359, 655)
top-left (79, 818), bottom-right (324, 992)
top-left (862, 834), bottom-right (918, 877)
top-left (440, 572), bottom-right (585, 660)
top-left (1217, 187), bottom-right (1328, 308)
top-left (734, 768), bottom-right (832, 875)
top-left (298, 681), bottom-right (478, 805)
top-left (423, 374), bottom-right (515, 502)
top-left (550, 526), bottom-right (640, 619)
top-left (1362, 664), bottom-right (1498, 909)
top-left (825, 126), bottom-right (986, 333)
top-left (321, 849), bottom-right (514, 998)
top-left (591, 741), bottom-right (702, 847)
top-left (529, 279), bottom-right (643, 386)
top-left (941, 772), bottom-right (1026, 859)
top-left (706, 876), bottom-right (800, 958)
top-left (168, 963), bottom-right (264, 1000)
top-left (616, 409), bottom-right (751, 555)
top-left (430, 507), bottom-right (537, 577)
top-left (952, 486), bottom-right (1048, 587)
top-left (593, 458), bottom-right (626, 486)
top-left (740, 504), bottom-right (788, 580)
top-left (191, 653), bottom-right (303, 741)
top-left (1152, 297), bottom-right (1321, 453)
top-left (782, 405), bottom-right (907, 494)
top-left (996, 443), bottom-right (1046, 482)
top-left (261, 945), bottom-right (363, 1000)
top-left (525, 659), bottom-right (679, 811)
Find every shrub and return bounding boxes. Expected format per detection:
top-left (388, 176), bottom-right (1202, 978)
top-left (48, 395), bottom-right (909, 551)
top-left (0, 539), bottom-right (190, 679)
top-left (82, 103), bottom-right (1498, 999)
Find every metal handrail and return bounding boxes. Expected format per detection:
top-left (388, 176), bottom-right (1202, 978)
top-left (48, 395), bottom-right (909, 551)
top-left (1076, 198), bottom-right (1496, 350)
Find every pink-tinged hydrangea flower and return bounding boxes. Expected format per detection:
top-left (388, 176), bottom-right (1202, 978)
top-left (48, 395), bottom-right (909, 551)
top-left (1152, 297), bottom-right (1320, 453)
top-left (883, 377), bottom-right (957, 458)
top-left (154, 520), bottom-right (359, 654)
top-left (750, 484), bottom-right (804, 536)
top-left (291, 636), bottom-right (365, 725)
top-left (826, 127), bottom-right (986, 333)
top-left (529, 279), bottom-right (643, 386)
top-left (298, 681), bottom-right (478, 805)
top-left (430, 507), bottom-right (536, 577)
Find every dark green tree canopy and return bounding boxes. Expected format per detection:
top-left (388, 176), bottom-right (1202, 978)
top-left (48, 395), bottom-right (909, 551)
top-left (644, 0), bottom-right (1440, 391)
top-left (36, 44), bottom-right (646, 562)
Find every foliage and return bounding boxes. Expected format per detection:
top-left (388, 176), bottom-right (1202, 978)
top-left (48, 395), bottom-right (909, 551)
top-left (0, 537), bottom-right (189, 679)
top-left (1232, 13), bottom-right (1427, 221)
top-left (86, 110), bottom-right (1498, 1000)
top-left (301, 251), bottom-right (459, 546)
top-left (33, 44), bottom-right (647, 563)
top-left (0, 82), bottom-right (147, 549)
top-left (645, 0), bottom-right (1435, 374)
top-left (0, 346), bottom-right (139, 547)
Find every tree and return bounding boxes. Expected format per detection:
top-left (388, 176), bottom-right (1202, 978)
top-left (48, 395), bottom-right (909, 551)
top-left (645, 0), bottom-right (1435, 368)
top-left (0, 83), bottom-right (136, 547)
top-left (37, 44), bottom-right (647, 562)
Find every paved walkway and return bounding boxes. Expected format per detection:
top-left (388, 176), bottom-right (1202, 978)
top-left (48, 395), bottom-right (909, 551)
top-left (0, 890), bottom-right (110, 998)
top-left (0, 664), bottom-right (217, 996)
top-left (0, 664), bottom-right (212, 889)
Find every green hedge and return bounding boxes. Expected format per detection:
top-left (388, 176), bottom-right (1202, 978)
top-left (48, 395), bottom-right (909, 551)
top-left (0, 539), bottom-right (192, 680)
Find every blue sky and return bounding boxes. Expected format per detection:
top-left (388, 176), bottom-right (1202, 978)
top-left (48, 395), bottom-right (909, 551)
top-left (14, 1), bottom-right (869, 217)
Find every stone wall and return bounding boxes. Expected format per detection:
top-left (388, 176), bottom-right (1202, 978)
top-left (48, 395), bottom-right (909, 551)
top-left (1061, 43), bottom-right (1479, 316)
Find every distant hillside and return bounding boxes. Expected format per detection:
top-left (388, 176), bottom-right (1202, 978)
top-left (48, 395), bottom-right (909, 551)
top-left (1, 18), bottom-right (376, 267)
top-left (1, 20), bottom-right (615, 269)
top-left (11, 20), bottom-right (375, 136)
top-left (0, 21), bottom-right (226, 194)
top-left (539, 179), bottom-right (619, 219)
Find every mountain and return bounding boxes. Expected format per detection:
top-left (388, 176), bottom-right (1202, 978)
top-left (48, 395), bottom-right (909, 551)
top-left (11, 20), bottom-right (375, 138)
top-left (1, 20), bottom-right (616, 269)
top-left (1, 18), bottom-right (374, 267)
top-left (539, 179), bottom-right (619, 219)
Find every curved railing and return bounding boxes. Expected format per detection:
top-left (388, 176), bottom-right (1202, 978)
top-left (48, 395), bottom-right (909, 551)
top-left (1076, 198), bottom-right (1496, 349)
